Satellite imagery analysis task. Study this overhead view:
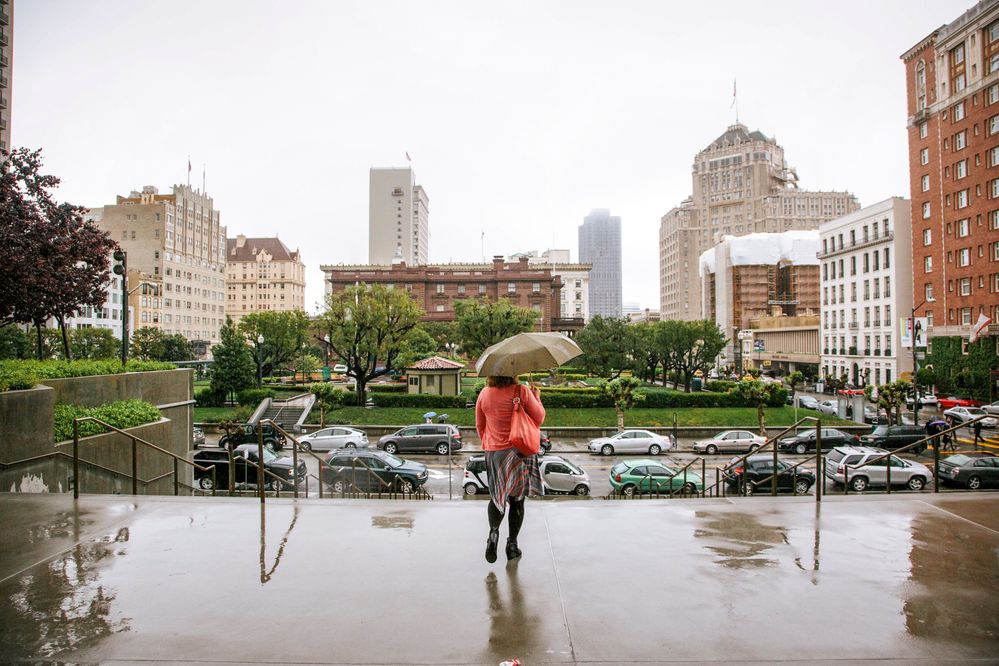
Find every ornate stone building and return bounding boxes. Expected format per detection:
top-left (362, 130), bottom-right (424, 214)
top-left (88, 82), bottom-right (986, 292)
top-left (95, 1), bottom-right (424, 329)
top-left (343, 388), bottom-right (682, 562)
top-left (225, 235), bottom-right (306, 324)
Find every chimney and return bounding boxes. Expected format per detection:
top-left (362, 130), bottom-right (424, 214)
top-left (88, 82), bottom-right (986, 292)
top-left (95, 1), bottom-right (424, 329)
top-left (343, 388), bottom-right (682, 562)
top-left (518, 256), bottom-right (529, 268)
top-left (493, 255), bottom-right (505, 270)
top-left (236, 234), bottom-right (247, 249)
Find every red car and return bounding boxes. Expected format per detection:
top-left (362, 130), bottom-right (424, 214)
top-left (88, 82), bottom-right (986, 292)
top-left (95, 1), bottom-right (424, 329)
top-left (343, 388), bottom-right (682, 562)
top-left (938, 396), bottom-right (983, 410)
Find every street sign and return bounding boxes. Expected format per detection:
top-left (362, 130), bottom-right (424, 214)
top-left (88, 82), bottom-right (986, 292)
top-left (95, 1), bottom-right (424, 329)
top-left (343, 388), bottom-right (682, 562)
top-left (754, 340), bottom-right (765, 352)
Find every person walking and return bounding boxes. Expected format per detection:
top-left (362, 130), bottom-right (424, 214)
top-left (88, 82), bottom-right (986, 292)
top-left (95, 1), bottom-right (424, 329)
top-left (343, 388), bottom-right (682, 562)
top-left (972, 419), bottom-right (984, 449)
top-left (475, 375), bottom-right (545, 563)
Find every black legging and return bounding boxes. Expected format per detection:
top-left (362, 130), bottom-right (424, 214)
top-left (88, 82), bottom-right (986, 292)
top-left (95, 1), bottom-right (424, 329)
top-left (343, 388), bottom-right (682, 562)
top-left (488, 497), bottom-right (525, 540)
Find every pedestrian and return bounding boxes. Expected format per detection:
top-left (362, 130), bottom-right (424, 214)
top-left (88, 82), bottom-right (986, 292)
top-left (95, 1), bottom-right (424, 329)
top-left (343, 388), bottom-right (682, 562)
top-left (475, 375), bottom-right (545, 563)
top-left (973, 419), bottom-right (983, 448)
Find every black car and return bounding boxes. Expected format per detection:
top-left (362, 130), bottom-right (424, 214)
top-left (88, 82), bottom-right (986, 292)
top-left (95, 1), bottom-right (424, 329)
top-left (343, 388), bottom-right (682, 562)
top-left (860, 425), bottom-right (928, 453)
top-left (323, 448), bottom-right (428, 493)
top-left (938, 453), bottom-right (999, 490)
top-left (193, 444), bottom-right (306, 491)
top-left (218, 423), bottom-right (286, 452)
top-left (723, 454), bottom-right (816, 495)
top-left (777, 428), bottom-right (859, 454)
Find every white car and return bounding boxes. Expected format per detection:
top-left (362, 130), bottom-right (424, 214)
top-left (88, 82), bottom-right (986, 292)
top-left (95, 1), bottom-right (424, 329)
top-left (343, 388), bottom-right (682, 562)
top-left (982, 400), bottom-right (999, 416)
top-left (817, 400), bottom-right (839, 416)
top-left (692, 430), bottom-right (767, 455)
top-left (464, 455), bottom-right (591, 496)
top-left (297, 426), bottom-right (369, 451)
top-left (943, 406), bottom-right (998, 429)
top-left (588, 430), bottom-right (675, 456)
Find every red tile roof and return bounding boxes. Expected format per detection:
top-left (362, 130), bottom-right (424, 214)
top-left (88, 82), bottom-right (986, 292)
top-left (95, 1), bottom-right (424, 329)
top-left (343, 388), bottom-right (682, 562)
top-left (408, 356), bottom-right (465, 370)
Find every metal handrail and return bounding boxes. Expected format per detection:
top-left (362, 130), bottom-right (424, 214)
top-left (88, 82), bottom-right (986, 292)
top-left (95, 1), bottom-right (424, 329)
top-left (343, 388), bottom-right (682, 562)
top-left (2, 449), bottom-right (191, 491)
top-left (740, 455), bottom-right (816, 496)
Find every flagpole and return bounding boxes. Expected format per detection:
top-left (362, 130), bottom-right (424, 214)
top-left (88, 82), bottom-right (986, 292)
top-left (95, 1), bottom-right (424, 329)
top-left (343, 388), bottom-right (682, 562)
top-left (203, 163), bottom-right (206, 194)
top-left (187, 154), bottom-right (191, 189)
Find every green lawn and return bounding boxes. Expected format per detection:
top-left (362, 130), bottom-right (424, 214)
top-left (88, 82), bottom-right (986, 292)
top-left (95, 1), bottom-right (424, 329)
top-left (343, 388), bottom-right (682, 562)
top-left (194, 407), bottom-right (239, 422)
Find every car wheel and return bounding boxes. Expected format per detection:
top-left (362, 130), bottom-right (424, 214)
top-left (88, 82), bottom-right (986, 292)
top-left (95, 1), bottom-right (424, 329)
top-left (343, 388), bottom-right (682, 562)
top-left (198, 476), bottom-right (214, 490)
top-left (850, 476), bottom-right (869, 492)
top-left (436, 442), bottom-right (450, 455)
top-left (219, 436), bottom-right (231, 451)
top-left (967, 475), bottom-right (982, 490)
top-left (464, 483), bottom-right (479, 496)
top-left (794, 479), bottom-right (811, 495)
top-left (344, 442), bottom-right (356, 449)
top-left (301, 441), bottom-right (312, 452)
top-left (383, 442), bottom-right (399, 454)
top-left (332, 479), bottom-right (347, 494)
top-left (907, 476), bottom-right (926, 492)
top-left (397, 478), bottom-right (416, 494)
top-left (600, 444), bottom-right (614, 456)
top-left (621, 484), bottom-right (637, 497)
top-left (795, 443), bottom-right (808, 455)
top-left (649, 444), bottom-right (662, 456)
top-left (744, 480), bottom-right (755, 496)
top-left (749, 443), bottom-right (760, 452)
top-left (706, 444), bottom-right (718, 455)
top-left (681, 482), bottom-right (697, 496)
top-left (573, 484), bottom-right (589, 496)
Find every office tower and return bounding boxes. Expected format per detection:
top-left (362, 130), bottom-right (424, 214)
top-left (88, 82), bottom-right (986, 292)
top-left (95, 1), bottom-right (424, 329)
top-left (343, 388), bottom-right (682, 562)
top-left (578, 209), bottom-right (623, 319)
top-left (225, 235), bottom-right (306, 324)
top-left (0, 0), bottom-right (11, 153)
top-left (369, 167), bottom-right (429, 265)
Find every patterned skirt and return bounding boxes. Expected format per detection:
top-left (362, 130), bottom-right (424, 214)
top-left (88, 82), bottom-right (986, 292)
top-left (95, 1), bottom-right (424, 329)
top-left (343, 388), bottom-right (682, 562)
top-left (485, 448), bottom-right (543, 513)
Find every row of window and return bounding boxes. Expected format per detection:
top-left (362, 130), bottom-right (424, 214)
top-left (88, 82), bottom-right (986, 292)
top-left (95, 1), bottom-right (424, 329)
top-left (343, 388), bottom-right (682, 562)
top-left (822, 248), bottom-right (891, 281)
top-left (823, 334), bottom-right (893, 355)
top-left (823, 277), bottom-right (892, 305)
top-left (821, 220), bottom-right (891, 254)
top-left (823, 305), bottom-right (893, 330)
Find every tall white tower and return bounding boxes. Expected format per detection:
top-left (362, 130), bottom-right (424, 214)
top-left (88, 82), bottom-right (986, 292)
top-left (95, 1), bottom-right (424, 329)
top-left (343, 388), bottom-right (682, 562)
top-left (368, 167), bottom-right (429, 265)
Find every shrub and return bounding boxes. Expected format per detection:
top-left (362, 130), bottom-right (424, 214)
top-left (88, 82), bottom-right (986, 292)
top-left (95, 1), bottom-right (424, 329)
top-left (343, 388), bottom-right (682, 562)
top-left (367, 383), bottom-right (407, 393)
top-left (195, 386), bottom-right (227, 408)
top-left (0, 359), bottom-right (175, 382)
top-left (369, 393), bottom-right (467, 408)
top-left (237, 388), bottom-right (276, 406)
top-left (54, 399), bottom-right (161, 442)
top-left (706, 380), bottom-right (737, 393)
top-left (0, 366), bottom-right (38, 392)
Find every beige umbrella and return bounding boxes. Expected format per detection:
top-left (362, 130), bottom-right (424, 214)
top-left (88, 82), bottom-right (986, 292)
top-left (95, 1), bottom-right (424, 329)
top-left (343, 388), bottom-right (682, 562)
top-left (475, 332), bottom-right (583, 377)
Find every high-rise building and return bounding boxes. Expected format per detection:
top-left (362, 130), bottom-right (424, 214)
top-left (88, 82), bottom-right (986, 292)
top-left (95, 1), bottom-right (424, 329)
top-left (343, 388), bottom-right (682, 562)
top-left (578, 209), bottom-right (623, 319)
top-left (225, 235), bottom-right (306, 324)
top-left (818, 197), bottom-right (914, 386)
top-left (902, 0), bottom-right (999, 342)
top-left (89, 184), bottom-right (226, 355)
top-left (508, 249), bottom-right (592, 322)
top-left (369, 167), bottom-right (429, 265)
top-left (660, 124), bottom-right (859, 321)
top-left (0, 0), bottom-right (11, 153)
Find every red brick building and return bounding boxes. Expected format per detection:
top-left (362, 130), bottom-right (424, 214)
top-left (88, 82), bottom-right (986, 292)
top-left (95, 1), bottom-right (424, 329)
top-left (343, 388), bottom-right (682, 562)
top-left (902, 0), bottom-right (999, 344)
top-left (320, 255), bottom-right (584, 334)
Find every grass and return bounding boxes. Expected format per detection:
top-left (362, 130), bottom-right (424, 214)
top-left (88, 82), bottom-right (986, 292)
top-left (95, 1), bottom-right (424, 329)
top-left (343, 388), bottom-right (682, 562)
top-left (194, 407), bottom-right (241, 422)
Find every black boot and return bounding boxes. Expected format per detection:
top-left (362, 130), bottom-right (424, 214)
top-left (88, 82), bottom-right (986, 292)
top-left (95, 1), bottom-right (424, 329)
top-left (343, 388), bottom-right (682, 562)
top-left (506, 537), bottom-right (522, 561)
top-left (485, 529), bottom-right (499, 563)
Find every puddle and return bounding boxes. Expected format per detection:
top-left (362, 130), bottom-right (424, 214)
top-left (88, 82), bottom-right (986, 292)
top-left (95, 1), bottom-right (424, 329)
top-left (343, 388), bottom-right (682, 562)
top-left (371, 514), bottom-right (415, 531)
top-left (694, 510), bottom-right (789, 569)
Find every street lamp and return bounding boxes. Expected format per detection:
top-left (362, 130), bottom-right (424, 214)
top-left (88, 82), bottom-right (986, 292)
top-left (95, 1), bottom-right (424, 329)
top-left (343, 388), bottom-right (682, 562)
top-left (910, 298), bottom-right (933, 426)
top-left (255, 334), bottom-right (264, 388)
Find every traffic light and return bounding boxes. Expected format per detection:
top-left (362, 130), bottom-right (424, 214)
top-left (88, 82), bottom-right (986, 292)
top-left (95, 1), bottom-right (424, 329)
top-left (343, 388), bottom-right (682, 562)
top-left (112, 249), bottom-right (126, 276)
top-left (112, 249), bottom-right (128, 364)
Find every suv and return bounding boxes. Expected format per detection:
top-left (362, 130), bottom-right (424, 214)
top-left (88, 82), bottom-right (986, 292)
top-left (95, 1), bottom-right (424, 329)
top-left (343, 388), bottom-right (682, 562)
top-left (322, 448), bottom-right (428, 493)
top-left (824, 446), bottom-right (932, 492)
top-left (218, 423), bottom-right (286, 452)
top-left (723, 454), bottom-right (816, 495)
top-left (859, 425), bottom-right (928, 453)
top-left (193, 444), bottom-right (306, 491)
top-left (777, 428), bottom-right (858, 454)
top-left (378, 424), bottom-right (462, 455)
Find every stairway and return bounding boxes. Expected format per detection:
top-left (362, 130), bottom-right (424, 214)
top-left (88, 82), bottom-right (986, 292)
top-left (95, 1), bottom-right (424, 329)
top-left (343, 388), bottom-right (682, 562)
top-left (252, 394), bottom-right (316, 433)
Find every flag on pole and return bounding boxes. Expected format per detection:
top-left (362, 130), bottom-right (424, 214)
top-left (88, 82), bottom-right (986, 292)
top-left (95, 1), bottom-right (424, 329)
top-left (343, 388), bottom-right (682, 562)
top-left (969, 312), bottom-right (992, 343)
top-left (731, 79), bottom-right (737, 108)
top-left (405, 152), bottom-right (411, 162)
top-left (187, 157), bottom-right (192, 173)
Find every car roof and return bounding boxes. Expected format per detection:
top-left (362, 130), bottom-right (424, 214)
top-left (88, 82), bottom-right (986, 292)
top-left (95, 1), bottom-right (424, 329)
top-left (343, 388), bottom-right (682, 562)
top-left (621, 458), bottom-right (668, 467)
top-left (831, 445), bottom-right (888, 454)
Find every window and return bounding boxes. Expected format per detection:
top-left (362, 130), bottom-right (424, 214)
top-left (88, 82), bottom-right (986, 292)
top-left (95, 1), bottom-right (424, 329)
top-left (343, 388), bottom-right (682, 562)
top-left (885, 306), bottom-right (891, 324)
top-left (962, 308), bottom-right (973, 325)
top-left (479, 284), bottom-right (487, 294)
top-left (435, 283), bottom-right (445, 294)
top-left (922, 201), bottom-right (931, 219)
top-left (991, 211), bottom-right (999, 230)
top-left (864, 281), bottom-right (870, 300)
top-left (924, 256), bottom-right (933, 272)
top-left (956, 159), bottom-right (968, 179)
top-left (920, 122), bottom-right (928, 138)
top-left (958, 248), bottom-right (971, 266)
top-left (958, 218), bottom-right (970, 237)
top-left (873, 251), bottom-right (880, 271)
top-left (960, 277), bottom-right (971, 295)
top-left (532, 283), bottom-right (540, 293)
top-left (920, 148), bottom-right (929, 165)
top-left (850, 256), bottom-right (857, 275)
top-left (992, 179), bottom-right (999, 199)
top-left (955, 131), bottom-right (967, 149)
top-left (925, 283), bottom-right (934, 301)
top-left (953, 101), bottom-right (966, 121)
top-left (923, 229), bottom-right (932, 245)
top-left (885, 276), bottom-right (891, 297)
top-left (989, 84), bottom-right (999, 105)
top-left (957, 190), bottom-right (969, 208)
top-left (507, 283), bottom-right (516, 293)
top-left (990, 115), bottom-right (999, 135)
top-left (863, 253), bottom-right (870, 272)
top-left (921, 174), bottom-right (930, 191)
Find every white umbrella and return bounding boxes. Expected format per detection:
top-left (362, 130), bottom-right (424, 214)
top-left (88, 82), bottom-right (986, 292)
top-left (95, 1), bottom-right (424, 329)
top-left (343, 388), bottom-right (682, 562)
top-left (475, 332), bottom-right (583, 378)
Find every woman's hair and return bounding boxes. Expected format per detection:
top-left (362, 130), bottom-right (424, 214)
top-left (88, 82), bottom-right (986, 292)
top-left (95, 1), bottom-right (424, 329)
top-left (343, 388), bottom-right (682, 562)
top-left (486, 375), bottom-right (517, 388)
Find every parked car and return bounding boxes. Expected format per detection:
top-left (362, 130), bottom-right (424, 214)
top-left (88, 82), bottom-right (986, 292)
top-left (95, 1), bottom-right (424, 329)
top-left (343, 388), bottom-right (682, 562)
top-left (218, 423), bottom-right (286, 452)
top-left (863, 407), bottom-right (888, 425)
top-left (692, 430), bottom-right (767, 455)
top-left (797, 395), bottom-right (820, 410)
top-left (609, 459), bottom-right (702, 497)
top-left (859, 425), bottom-right (929, 453)
top-left (332, 364), bottom-right (348, 374)
top-left (983, 400), bottom-right (999, 416)
top-left (193, 444), bottom-right (307, 491)
top-left (817, 400), bottom-right (839, 416)
top-left (723, 454), bottom-right (816, 495)
top-left (937, 453), bottom-right (999, 490)
top-left (587, 429), bottom-right (675, 456)
top-left (322, 448), bottom-right (428, 493)
top-left (378, 424), bottom-right (462, 455)
top-left (938, 396), bottom-right (982, 410)
top-left (539, 430), bottom-right (552, 455)
top-left (943, 406), bottom-right (998, 428)
top-left (905, 393), bottom-right (939, 408)
top-left (192, 427), bottom-right (205, 448)
top-left (777, 428), bottom-right (859, 454)
top-left (297, 426), bottom-right (369, 451)
top-left (463, 454), bottom-right (590, 496)
top-left (824, 446), bottom-right (932, 492)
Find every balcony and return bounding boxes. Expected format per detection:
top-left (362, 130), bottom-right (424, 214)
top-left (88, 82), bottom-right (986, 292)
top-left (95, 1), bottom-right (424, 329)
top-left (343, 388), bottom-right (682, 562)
top-left (848, 347), bottom-right (859, 356)
top-left (874, 349), bottom-right (882, 356)
top-left (0, 73), bottom-right (7, 89)
top-left (817, 231), bottom-right (895, 259)
top-left (0, 7), bottom-right (8, 25)
top-left (0, 95), bottom-right (7, 109)
top-left (848, 322), bottom-right (859, 330)
top-left (823, 348), bottom-right (829, 354)
top-left (0, 53), bottom-right (7, 67)
top-left (0, 31), bottom-right (7, 48)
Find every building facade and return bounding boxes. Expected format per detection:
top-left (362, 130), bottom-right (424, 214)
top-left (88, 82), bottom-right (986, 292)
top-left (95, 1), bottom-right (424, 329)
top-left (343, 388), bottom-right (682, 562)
top-left (508, 249), bottom-right (591, 322)
top-left (1, 0), bottom-right (11, 153)
top-left (578, 209), bottom-right (623, 319)
top-left (89, 184), bottom-right (226, 352)
top-left (320, 256), bottom-right (578, 334)
top-left (902, 0), bottom-right (999, 344)
top-left (225, 235), bottom-right (306, 324)
top-left (660, 124), bottom-right (859, 321)
top-left (746, 315), bottom-right (820, 375)
top-left (818, 197), bottom-right (914, 386)
top-left (369, 167), bottom-right (429, 265)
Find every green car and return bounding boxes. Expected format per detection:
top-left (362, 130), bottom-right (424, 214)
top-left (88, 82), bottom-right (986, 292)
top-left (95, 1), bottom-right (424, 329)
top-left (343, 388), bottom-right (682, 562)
top-left (610, 459), bottom-right (703, 497)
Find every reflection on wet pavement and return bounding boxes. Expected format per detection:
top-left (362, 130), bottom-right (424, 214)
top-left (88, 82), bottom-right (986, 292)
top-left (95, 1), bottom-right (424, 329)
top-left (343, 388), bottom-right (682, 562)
top-left (694, 510), bottom-right (789, 568)
top-left (482, 562), bottom-right (545, 664)
top-left (371, 512), bottom-right (415, 531)
top-left (259, 504), bottom-right (299, 585)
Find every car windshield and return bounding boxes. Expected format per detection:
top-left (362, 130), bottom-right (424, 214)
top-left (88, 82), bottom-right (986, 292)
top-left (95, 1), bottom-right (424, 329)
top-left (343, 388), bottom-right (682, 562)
top-left (872, 426), bottom-right (890, 436)
top-left (965, 408), bottom-right (986, 416)
top-left (374, 451), bottom-right (405, 467)
top-left (826, 449), bottom-right (847, 463)
top-left (564, 461), bottom-right (583, 475)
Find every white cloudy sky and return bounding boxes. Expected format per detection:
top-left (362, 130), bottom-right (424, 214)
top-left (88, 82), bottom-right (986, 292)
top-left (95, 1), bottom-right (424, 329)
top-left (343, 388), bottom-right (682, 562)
top-left (15, 0), bottom-right (970, 313)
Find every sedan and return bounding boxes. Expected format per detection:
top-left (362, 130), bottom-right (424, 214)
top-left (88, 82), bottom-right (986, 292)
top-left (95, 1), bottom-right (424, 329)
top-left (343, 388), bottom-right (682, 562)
top-left (588, 430), bottom-right (675, 456)
top-left (938, 396), bottom-right (982, 410)
top-left (192, 427), bottom-right (205, 448)
top-left (983, 400), bottom-right (999, 416)
top-left (723, 455), bottom-right (816, 495)
top-left (777, 428), bottom-right (859, 454)
top-left (298, 426), bottom-right (369, 451)
top-left (609, 459), bottom-right (702, 497)
top-left (816, 400), bottom-right (839, 416)
top-left (906, 393), bottom-right (939, 408)
top-left (692, 430), bottom-right (767, 455)
top-left (943, 406), bottom-right (998, 428)
top-left (938, 453), bottom-right (999, 490)
top-left (797, 395), bottom-right (820, 410)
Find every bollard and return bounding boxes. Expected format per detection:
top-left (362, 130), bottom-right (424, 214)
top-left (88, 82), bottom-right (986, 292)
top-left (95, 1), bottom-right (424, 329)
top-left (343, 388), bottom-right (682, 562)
top-left (772, 434), bottom-right (778, 496)
top-left (257, 425), bottom-right (266, 504)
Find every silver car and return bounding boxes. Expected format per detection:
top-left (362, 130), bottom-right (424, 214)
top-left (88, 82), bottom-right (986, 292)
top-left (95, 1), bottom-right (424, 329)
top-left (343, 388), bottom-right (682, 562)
top-left (539, 456), bottom-right (591, 495)
top-left (588, 429), bottom-right (675, 456)
top-left (692, 430), bottom-right (767, 455)
top-left (943, 406), bottom-right (998, 428)
top-left (824, 446), bottom-right (932, 492)
top-left (297, 426), bottom-right (369, 451)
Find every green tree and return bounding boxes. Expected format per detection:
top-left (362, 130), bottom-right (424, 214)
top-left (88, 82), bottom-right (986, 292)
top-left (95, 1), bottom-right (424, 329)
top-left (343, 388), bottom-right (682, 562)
top-left (209, 319), bottom-right (255, 405)
top-left (864, 380), bottom-right (910, 426)
top-left (575, 315), bottom-right (631, 378)
top-left (70, 328), bottom-right (120, 359)
top-left (784, 370), bottom-right (804, 403)
top-left (673, 320), bottom-right (727, 392)
top-left (0, 326), bottom-right (33, 360)
top-left (130, 327), bottom-right (165, 361)
top-left (600, 376), bottom-right (645, 429)
top-left (627, 322), bottom-right (661, 382)
top-left (317, 284), bottom-right (424, 405)
top-left (295, 353), bottom-right (321, 380)
top-left (419, 321), bottom-right (460, 354)
top-left (731, 379), bottom-right (782, 436)
top-left (159, 334), bottom-right (193, 362)
top-left (238, 310), bottom-right (311, 385)
top-left (309, 383), bottom-right (347, 427)
top-left (453, 298), bottom-right (538, 359)
top-left (396, 326), bottom-right (439, 369)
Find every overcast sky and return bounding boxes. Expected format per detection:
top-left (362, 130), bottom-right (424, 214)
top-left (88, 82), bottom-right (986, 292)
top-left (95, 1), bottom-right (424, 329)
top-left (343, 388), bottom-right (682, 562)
top-left (15, 0), bottom-right (971, 313)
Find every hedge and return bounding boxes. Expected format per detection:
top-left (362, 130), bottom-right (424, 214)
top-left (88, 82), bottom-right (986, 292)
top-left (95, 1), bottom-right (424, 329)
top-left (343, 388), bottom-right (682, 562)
top-left (367, 383), bottom-right (407, 393)
top-left (195, 386), bottom-right (227, 407)
top-left (237, 388), bottom-right (276, 406)
top-left (0, 366), bottom-right (38, 392)
top-left (0, 359), bottom-right (175, 383)
top-left (369, 392), bottom-right (467, 408)
top-left (705, 380), bottom-right (737, 393)
top-left (54, 399), bottom-right (161, 442)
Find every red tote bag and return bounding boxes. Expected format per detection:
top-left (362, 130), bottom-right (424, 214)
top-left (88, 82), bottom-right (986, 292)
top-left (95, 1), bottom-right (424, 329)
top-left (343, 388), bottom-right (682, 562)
top-left (509, 385), bottom-right (541, 456)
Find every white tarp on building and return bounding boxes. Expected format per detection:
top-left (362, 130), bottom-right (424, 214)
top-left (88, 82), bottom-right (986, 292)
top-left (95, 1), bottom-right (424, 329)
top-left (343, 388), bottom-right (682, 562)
top-left (698, 230), bottom-right (820, 276)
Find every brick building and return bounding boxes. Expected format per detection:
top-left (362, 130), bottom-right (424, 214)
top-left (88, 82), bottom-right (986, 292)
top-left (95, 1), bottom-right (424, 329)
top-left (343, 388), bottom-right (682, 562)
top-left (902, 0), bottom-right (999, 343)
top-left (320, 256), bottom-right (581, 334)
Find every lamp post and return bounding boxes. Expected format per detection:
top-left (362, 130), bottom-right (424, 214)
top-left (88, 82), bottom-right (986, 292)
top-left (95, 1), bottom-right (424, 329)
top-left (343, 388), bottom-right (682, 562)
top-left (323, 334), bottom-right (331, 373)
top-left (255, 334), bottom-right (264, 388)
top-left (910, 298), bottom-right (932, 426)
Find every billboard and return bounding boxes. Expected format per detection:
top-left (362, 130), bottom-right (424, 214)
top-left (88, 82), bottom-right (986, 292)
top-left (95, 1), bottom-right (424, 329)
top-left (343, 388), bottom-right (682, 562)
top-left (901, 317), bottom-right (928, 348)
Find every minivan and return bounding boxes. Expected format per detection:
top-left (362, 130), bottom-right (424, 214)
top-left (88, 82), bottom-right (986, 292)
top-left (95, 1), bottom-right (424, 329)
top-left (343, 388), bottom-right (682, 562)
top-left (860, 425), bottom-right (928, 453)
top-left (378, 424), bottom-right (462, 455)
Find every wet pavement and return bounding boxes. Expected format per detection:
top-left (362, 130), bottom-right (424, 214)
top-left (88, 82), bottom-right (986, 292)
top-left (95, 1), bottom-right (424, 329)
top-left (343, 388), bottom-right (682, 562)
top-left (1, 492), bottom-right (998, 664)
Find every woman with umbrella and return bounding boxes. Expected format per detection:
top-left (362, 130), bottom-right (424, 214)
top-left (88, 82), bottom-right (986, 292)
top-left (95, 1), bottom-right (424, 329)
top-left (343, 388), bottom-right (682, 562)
top-left (926, 418), bottom-right (952, 451)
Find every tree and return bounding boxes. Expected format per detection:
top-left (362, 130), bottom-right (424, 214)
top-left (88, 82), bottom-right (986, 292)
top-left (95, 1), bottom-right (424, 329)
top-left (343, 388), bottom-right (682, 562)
top-left (731, 379), bottom-right (782, 436)
top-left (453, 298), bottom-right (538, 359)
top-left (575, 316), bottom-right (631, 378)
top-left (70, 328), bottom-right (119, 359)
top-left (627, 322), bottom-right (661, 382)
top-left (0, 325), bottom-right (33, 360)
top-left (396, 326), bottom-right (439, 369)
top-left (600, 376), bottom-right (645, 429)
top-left (922, 336), bottom-right (995, 401)
top-left (238, 310), bottom-right (311, 385)
top-left (864, 380), bottom-right (910, 426)
top-left (419, 321), bottom-right (460, 354)
top-left (210, 319), bottom-right (255, 405)
top-left (309, 383), bottom-right (347, 427)
top-left (159, 334), bottom-right (193, 362)
top-left (130, 327), bottom-right (165, 361)
top-left (784, 370), bottom-right (804, 403)
top-left (295, 353), bottom-right (321, 381)
top-left (673, 320), bottom-right (727, 392)
top-left (317, 284), bottom-right (424, 406)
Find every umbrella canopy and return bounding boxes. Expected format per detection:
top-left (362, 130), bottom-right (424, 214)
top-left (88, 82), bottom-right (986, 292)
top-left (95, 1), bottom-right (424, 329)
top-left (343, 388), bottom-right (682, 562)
top-left (422, 411), bottom-right (438, 419)
top-left (475, 332), bottom-right (583, 378)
